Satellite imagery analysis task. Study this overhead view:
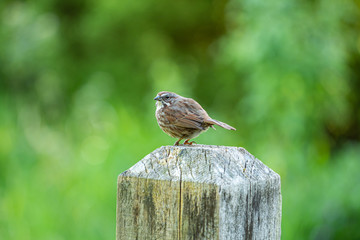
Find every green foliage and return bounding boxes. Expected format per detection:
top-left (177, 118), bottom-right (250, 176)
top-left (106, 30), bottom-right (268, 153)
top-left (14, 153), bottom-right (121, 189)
top-left (1, 0), bottom-right (360, 239)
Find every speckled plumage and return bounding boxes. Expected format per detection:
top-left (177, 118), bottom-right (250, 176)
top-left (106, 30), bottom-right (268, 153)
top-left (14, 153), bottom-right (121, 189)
top-left (154, 91), bottom-right (236, 145)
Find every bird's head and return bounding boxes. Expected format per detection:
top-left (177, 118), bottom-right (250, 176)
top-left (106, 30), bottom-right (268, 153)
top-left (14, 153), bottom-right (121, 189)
top-left (154, 91), bottom-right (178, 106)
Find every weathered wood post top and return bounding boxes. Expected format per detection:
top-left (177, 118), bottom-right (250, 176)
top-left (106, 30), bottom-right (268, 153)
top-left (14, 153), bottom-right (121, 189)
top-left (117, 145), bottom-right (281, 240)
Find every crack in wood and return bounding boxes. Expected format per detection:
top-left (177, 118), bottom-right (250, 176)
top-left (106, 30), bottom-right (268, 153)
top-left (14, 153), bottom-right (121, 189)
top-left (178, 158), bottom-right (182, 240)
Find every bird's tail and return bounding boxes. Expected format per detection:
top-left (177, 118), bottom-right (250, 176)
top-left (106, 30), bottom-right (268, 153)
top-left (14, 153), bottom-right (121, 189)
top-left (206, 119), bottom-right (236, 131)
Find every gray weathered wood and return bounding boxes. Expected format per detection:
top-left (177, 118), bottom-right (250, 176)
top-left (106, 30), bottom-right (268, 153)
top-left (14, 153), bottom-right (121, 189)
top-left (116, 145), bottom-right (281, 240)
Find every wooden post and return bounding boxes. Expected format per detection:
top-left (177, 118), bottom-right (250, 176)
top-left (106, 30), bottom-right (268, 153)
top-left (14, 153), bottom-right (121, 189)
top-left (116, 145), bottom-right (281, 240)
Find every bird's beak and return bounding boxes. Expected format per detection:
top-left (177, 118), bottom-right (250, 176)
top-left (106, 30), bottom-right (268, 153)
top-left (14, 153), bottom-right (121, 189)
top-left (154, 95), bottom-right (160, 101)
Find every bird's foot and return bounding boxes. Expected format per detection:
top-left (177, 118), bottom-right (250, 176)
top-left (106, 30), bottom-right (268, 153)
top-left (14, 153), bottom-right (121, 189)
top-left (184, 139), bottom-right (196, 145)
top-left (174, 139), bottom-right (182, 146)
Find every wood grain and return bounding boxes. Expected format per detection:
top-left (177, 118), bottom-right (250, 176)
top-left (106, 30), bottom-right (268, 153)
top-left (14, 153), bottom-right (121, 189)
top-left (116, 145), bottom-right (281, 240)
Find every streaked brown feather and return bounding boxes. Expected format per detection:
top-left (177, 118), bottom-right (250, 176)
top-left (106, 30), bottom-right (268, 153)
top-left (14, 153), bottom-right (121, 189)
top-left (154, 91), bottom-right (235, 145)
top-left (174, 114), bottom-right (204, 130)
top-left (204, 118), bottom-right (236, 130)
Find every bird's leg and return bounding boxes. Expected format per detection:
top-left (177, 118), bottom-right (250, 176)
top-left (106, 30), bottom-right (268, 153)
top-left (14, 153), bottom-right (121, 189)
top-left (174, 139), bottom-right (182, 146)
top-left (184, 139), bottom-right (196, 145)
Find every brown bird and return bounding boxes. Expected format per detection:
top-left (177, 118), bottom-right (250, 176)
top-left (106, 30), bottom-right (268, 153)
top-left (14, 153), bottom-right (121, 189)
top-left (154, 91), bottom-right (236, 145)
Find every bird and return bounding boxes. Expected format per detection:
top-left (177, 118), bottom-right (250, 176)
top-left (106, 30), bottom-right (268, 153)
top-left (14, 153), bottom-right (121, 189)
top-left (154, 91), bottom-right (236, 145)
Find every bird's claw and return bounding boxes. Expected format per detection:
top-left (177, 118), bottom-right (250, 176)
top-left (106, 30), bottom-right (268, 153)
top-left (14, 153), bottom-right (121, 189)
top-left (184, 140), bottom-right (196, 145)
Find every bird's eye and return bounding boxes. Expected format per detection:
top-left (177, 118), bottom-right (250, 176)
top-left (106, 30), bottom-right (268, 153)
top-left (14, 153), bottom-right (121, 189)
top-left (164, 96), bottom-right (169, 99)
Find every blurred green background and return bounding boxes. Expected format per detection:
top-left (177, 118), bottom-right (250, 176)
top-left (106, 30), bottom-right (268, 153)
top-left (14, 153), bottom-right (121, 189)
top-left (1, 0), bottom-right (360, 239)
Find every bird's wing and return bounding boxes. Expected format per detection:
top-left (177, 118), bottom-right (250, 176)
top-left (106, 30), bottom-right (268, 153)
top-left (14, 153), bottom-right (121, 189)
top-left (178, 98), bottom-right (210, 130)
top-left (164, 97), bottom-right (208, 130)
top-left (174, 113), bottom-right (205, 130)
